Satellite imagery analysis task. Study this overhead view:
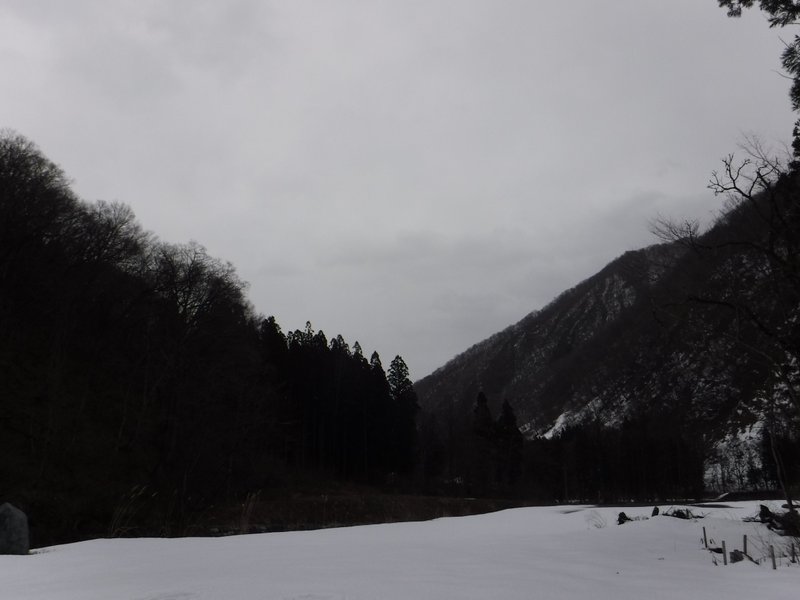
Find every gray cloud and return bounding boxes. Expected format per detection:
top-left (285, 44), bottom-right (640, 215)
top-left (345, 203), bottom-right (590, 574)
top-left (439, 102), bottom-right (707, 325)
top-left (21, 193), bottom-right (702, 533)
top-left (0, 1), bottom-right (794, 378)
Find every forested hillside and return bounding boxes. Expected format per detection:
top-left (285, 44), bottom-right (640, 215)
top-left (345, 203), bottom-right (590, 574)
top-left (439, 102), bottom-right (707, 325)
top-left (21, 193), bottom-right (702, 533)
top-left (415, 152), bottom-right (800, 503)
top-left (3, 120), bottom-right (798, 543)
top-left (0, 132), bottom-right (418, 545)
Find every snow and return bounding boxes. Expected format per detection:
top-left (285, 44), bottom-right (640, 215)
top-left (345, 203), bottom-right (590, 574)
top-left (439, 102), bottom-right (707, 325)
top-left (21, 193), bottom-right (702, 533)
top-left (542, 410), bottom-right (571, 439)
top-left (3, 502), bottom-right (798, 600)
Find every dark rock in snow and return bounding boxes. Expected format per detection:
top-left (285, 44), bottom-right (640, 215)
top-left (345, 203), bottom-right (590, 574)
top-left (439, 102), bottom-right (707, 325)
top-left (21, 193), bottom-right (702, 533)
top-left (617, 512), bottom-right (631, 525)
top-left (666, 508), bottom-right (695, 520)
top-left (0, 503), bottom-right (29, 555)
top-left (652, 506), bottom-right (659, 516)
top-left (759, 504), bottom-right (773, 523)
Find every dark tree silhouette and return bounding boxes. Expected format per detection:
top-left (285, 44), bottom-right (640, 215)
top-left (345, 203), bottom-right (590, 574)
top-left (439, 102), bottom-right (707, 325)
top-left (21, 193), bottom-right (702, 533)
top-left (0, 131), bottom-right (419, 545)
top-left (719, 1), bottom-right (800, 156)
top-left (469, 391), bottom-right (495, 495)
top-left (494, 400), bottom-right (523, 488)
top-left (387, 355), bottom-right (420, 474)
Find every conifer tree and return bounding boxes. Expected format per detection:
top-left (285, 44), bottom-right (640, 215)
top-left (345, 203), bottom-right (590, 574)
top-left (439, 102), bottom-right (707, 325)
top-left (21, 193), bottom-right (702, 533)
top-left (387, 355), bottom-right (413, 400)
top-left (387, 356), bottom-right (420, 474)
top-left (472, 391), bottom-right (494, 439)
top-left (470, 391), bottom-right (495, 495)
top-left (495, 399), bottom-right (523, 487)
top-left (718, 1), bottom-right (800, 159)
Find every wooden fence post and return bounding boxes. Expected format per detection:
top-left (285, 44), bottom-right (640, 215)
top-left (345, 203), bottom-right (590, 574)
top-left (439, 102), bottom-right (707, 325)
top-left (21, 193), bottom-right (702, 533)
top-left (771, 545), bottom-right (777, 570)
top-left (743, 534), bottom-right (747, 556)
top-left (702, 526), bottom-right (707, 549)
top-left (722, 540), bottom-right (727, 566)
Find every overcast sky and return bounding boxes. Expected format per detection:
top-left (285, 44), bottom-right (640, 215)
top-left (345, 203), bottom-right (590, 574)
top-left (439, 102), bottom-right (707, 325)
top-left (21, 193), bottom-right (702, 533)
top-left (1, 1), bottom-right (794, 379)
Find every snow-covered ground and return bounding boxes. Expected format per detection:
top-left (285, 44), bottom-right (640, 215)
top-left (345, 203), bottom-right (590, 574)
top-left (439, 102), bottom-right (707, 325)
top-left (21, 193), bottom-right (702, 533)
top-left (3, 502), bottom-right (798, 600)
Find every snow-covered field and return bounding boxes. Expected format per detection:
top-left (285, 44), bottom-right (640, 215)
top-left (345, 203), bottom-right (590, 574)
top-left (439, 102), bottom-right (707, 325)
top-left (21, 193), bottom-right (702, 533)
top-left (4, 502), bottom-right (798, 600)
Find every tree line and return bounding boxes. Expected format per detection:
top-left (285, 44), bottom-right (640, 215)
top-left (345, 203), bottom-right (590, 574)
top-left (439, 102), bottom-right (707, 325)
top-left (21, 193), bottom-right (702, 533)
top-left (0, 132), bottom-right (417, 544)
top-left (420, 388), bottom-right (800, 504)
top-left (415, 390), bottom-right (707, 502)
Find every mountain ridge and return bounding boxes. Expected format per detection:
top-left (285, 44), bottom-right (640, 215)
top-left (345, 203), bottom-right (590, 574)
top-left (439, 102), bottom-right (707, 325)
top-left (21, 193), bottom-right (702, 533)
top-left (414, 220), bottom-right (773, 446)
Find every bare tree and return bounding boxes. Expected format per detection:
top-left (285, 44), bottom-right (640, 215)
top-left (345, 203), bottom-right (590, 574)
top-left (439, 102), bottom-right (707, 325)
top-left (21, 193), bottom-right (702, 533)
top-left (652, 137), bottom-right (800, 512)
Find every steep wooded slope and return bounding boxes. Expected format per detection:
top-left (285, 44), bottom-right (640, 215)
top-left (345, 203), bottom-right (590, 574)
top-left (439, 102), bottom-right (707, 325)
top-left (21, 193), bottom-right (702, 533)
top-left (415, 228), bottom-right (774, 442)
